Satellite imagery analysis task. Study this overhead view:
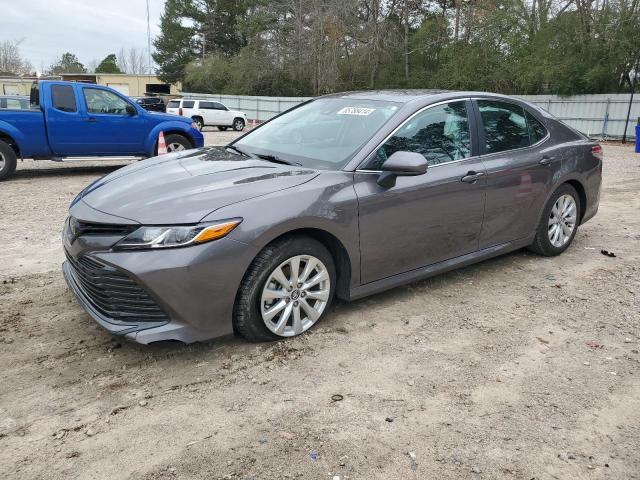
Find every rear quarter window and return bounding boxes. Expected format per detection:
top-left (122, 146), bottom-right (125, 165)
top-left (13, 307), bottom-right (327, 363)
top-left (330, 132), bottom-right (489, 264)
top-left (167, 100), bottom-right (180, 108)
top-left (182, 100), bottom-right (195, 108)
top-left (51, 85), bottom-right (77, 113)
top-left (526, 111), bottom-right (548, 144)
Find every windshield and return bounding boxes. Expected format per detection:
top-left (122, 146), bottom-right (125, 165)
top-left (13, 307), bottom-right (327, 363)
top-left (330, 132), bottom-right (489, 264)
top-left (234, 98), bottom-right (401, 170)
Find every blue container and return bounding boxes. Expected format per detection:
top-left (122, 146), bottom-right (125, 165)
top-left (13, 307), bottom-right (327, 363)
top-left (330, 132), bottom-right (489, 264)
top-left (636, 125), bottom-right (640, 153)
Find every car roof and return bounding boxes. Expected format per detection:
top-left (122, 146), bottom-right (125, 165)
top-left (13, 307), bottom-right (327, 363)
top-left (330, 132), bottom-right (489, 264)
top-left (321, 89), bottom-right (521, 105)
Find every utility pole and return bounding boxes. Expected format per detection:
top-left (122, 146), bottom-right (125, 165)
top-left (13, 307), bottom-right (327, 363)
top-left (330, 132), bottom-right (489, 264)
top-left (146, 0), bottom-right (152, 74)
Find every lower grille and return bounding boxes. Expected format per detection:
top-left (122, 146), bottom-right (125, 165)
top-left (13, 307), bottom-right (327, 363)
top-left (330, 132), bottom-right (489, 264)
top-left (65, 251), bottom-right (169, 323)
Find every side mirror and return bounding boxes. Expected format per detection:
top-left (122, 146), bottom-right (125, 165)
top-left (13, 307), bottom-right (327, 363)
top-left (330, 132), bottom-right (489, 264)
top-left (125, 104), bottom-right (136, 116)
top-left (377, 151), bottom-right (428, 188)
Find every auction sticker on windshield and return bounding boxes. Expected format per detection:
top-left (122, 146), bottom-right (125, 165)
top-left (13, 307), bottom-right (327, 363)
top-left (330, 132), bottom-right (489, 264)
top-left (337, 107), bottom-right (376, 116)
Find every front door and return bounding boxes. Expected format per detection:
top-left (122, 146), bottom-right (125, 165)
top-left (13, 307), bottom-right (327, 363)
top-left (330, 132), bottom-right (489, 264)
top-left (76, 86), bottom-right (147, 155)
top-left (354, 100), bottom-right (487, 284)
top-left (74, 86), bottom-right (147, 155)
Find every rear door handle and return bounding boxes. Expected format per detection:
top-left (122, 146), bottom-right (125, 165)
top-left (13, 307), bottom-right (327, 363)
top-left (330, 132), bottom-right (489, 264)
top-left (539, 155), bottom-right (555, 166)
top-left (461, 171), bottom-right (485, 183)
top-left (84, 117), bottom-right (97, 123)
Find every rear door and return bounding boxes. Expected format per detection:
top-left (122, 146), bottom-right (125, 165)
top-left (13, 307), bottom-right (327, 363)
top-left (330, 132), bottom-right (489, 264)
top-left (473, 99), bottom-right (555, 248)
top-left (73, 86), bottom-right (147, 155)
top-left (354, 100), bottom-right (487, 283)
top-left (195, 101), bottom-right (221, 125)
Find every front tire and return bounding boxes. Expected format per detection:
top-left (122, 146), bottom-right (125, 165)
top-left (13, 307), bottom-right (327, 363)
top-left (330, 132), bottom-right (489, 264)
top-left (0, 139), bottom-right (17, 181)
top-left (233, 118), bottom-right (245, 132)
top-left (233, 236), bottom-right (336, 342)
top-left (159, 134), bottom-right (192, 154)
top-left (529, 184), bottom-right (581, 256)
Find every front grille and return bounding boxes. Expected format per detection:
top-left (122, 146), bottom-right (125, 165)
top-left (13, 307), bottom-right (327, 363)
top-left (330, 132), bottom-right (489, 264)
top-left (68, 217), bottom-right (138, 240)
top-left (65, 251), bottom-right (169, 323)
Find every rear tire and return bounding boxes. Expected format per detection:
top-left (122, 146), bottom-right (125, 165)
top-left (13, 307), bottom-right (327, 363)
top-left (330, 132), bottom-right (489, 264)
top-left (528, 184), bottom-right (581, 256)
top-left (0, 140), bottom-right (17, 181)
top-left (233, 236), bottom-right (336, 342)
top-left (233, 118), bottom-right (245, 132)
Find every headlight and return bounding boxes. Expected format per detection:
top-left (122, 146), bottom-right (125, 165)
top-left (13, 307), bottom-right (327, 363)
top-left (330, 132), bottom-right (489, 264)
top-left (114, 219), bottom-right (242, 250)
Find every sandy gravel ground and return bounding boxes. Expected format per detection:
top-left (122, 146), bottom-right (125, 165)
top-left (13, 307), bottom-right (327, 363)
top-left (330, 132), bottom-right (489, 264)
top-left (0, 138), bottom-right (638, 480)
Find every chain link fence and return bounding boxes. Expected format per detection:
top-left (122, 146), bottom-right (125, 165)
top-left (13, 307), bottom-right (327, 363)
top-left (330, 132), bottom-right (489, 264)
top-left (182, 91), bottom-right (639, 140)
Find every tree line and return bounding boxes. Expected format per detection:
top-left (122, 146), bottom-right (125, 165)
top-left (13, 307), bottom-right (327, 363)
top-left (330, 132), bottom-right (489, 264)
top-left (153, 0), bottom-right (640, 96)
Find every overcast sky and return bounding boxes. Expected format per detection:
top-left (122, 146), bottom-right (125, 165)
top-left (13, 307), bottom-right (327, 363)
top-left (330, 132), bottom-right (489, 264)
top-left (3, 0), bottom-right (166, 73)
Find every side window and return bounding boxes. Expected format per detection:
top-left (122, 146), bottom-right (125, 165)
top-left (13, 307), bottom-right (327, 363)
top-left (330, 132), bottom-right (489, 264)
top-left (213, 102), bottom-right (227, 110)
top-left (478, 100), bottom-right (529, 154)
top-left (182, 100), bottom-right (195, 108)
top-left (365, 101), bottom-right (471, 170)
top-left (51, 85), bottom-right (77, 112)
top-left (83, 88), bottom-right (129, 115)
top-left (526, 110), bottom-right (548, 144)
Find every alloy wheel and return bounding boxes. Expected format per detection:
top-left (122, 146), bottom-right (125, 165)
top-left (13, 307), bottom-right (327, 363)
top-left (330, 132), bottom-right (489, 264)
top-left (167, 142), bottom-right (186, 153)
top-left (0, 151), bottom-right (5, 170)
top-left (548, 194), bottom-right (577, 248)
top-left (260, 255), bottom-right (330, 337)
top-left (234, 120), bottom-right (244, 131)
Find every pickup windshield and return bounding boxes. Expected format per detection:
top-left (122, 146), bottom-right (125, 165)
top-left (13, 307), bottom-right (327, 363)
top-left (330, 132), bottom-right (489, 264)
top-left (234, 98), bottom-right (401, 170)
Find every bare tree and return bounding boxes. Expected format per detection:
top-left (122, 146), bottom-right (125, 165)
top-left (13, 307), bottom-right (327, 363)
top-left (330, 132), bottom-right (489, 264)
top-left (0, 39), bottom-right (33, 75)
top-left (117, 47), bottom-right (148, 74)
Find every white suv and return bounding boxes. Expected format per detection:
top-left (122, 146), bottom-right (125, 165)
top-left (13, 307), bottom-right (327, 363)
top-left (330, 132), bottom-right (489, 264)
top-left (166, 99), bottom-right (248, 132)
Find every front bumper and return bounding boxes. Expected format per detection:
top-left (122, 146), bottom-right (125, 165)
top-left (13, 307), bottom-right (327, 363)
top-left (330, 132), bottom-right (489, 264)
top-left (63, 236), bottom-right (260, 344)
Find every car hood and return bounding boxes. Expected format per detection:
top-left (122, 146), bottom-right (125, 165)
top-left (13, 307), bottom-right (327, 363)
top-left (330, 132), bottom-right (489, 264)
top-left (146, 110), bottom-right (191, 123)
top-left (77, 147), bottom-right (319, 225)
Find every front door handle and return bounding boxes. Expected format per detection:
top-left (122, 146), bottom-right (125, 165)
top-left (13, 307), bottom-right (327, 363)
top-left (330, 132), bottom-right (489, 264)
top-left (84, 117), bottom-right (97, 123)
top-left (539, 155), bottom-right (555, 166)
top-left (461, 171), bottom-right (485, 183)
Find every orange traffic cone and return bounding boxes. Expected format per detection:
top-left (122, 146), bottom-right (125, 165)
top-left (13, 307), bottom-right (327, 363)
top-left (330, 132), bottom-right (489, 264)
top-left (157, 131), bottom-right (167, 155)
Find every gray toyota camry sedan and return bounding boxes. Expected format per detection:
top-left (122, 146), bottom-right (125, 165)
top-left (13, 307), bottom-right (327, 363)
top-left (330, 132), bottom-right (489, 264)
top-left (62, 91), bottom-right (602, 344)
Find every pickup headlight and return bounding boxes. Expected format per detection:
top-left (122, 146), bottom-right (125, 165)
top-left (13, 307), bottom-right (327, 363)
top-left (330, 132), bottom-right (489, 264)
top-left (114, 219), bottom-right (242, 250)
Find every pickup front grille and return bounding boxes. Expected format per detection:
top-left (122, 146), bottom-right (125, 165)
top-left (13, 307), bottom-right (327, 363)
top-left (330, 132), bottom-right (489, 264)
top-left (65, 251), bottom-right (169, 324)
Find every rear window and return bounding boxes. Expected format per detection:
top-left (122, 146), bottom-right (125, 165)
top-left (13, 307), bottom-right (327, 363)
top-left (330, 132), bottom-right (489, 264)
top-left (51, 85), bottom-right (77, 113)
top-left (182, 100), bottom-right (195, 108)
top-left (167, 100), bottom-right (180, 108)
top-left (526, 111), bottom-right (548, 144)
top-left (478, 100), bottom-right (529, 154)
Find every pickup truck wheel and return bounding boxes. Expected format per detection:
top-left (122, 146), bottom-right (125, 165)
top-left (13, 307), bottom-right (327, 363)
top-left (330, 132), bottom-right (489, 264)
top-left (0, 140), bottom-right (17, 181)
top-left (158, 134), bottom-right (192, 154)
top-left (191, 117), bottom-right (204, 131)
top-left (233, 118), bottom-right (245, 132)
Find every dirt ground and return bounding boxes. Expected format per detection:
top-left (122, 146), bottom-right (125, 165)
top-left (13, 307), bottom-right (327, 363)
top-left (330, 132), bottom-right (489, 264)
top-left (0, 136), bottom-right (638, 480)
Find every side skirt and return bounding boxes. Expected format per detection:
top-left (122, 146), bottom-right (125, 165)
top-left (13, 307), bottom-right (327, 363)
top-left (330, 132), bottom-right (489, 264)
top-left (348, 236), bottom-right (534, 301)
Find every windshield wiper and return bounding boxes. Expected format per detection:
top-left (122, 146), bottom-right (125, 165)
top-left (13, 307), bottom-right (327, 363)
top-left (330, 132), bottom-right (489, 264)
top-left (254, 153), bottom-right (301, 166)
top-left (225, 144), bottom-right (253, 158)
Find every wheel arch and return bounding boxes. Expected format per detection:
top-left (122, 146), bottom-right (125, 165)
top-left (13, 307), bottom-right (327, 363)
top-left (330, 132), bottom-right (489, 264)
top-left (247, 227), bottom-right (352, 301)
top-left (564, 179), bottom-right (587, 224)
top-left (0, 128), bottom-right (21, 157)
top-left (145, 123), bottom-right (196, 156)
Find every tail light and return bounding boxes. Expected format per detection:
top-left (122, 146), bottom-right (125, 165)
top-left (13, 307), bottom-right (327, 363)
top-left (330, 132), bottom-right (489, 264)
top-left (179, 107), bottom-right (183, 116)
top-left (591, 145), bottom-right (602, 160)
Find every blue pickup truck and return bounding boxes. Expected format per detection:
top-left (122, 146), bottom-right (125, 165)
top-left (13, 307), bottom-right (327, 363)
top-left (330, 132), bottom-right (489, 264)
top-left (0, 81), bottom-right (204, 180)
